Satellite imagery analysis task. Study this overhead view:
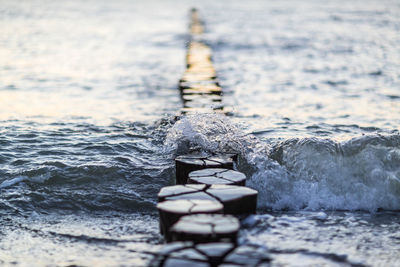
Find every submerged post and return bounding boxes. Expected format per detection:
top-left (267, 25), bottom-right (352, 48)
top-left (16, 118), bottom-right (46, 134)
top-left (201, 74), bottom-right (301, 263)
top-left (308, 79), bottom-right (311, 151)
top-left (152, 8), bottom-right (261, 267)
top-left (178, 8), bottom-right (229, 115)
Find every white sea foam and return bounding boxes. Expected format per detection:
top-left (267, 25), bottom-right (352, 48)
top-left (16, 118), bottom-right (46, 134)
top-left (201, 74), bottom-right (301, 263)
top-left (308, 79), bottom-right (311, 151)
top-left (265, 136), bottom-right (400, 211)
top-left (0, 176), bottom-right (27, 189)
top-left (165, 113), bottom-right (269, 157)
top-left (0, 173), bottom-right (51, 189)
top-left (166, 114), bottom-right (400, 211)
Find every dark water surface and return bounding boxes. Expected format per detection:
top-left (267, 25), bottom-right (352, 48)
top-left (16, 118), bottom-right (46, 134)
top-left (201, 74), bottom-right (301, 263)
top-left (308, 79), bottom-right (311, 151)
top-left (1, 0), bottom-right (399, 266)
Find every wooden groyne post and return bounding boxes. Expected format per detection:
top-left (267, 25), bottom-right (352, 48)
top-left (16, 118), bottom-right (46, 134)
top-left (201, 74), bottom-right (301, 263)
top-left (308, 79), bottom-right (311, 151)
top-left (150, 8), bottom-right (268, 267)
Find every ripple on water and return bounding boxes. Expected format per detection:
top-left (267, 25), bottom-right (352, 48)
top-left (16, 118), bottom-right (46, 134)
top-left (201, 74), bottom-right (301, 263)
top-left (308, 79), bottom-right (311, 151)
top-left (0, 121), bottom-right (175, 214)
top-left (241, 211), bottom-right (400, 266)
top-left (0, 0), bottom-right (399, 266)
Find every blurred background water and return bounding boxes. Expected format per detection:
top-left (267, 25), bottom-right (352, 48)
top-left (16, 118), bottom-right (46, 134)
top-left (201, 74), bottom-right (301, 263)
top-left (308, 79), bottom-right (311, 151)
top-left (0, 0), bottom-right (399, 266)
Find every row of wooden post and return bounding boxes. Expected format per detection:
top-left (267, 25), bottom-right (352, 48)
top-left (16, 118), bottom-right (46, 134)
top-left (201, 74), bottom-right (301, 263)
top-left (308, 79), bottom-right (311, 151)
top-left (179, 8), bottom-right (229, 115)
top-left (150, 9), bottom-right (270, 267)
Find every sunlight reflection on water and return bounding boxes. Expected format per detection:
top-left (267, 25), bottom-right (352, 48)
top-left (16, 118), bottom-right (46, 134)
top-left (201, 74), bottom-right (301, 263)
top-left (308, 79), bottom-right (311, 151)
top-left (0, 0), bottom-right (399, 266)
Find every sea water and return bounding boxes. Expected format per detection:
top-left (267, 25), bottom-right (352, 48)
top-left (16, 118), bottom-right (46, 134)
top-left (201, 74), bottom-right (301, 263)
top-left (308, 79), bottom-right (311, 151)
top-left (0, 0), bottom-right (399, 266)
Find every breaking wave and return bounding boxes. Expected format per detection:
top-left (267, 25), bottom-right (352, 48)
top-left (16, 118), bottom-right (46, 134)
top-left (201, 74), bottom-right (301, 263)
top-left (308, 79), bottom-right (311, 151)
top-left (166, 113), bottom-right (400, 211)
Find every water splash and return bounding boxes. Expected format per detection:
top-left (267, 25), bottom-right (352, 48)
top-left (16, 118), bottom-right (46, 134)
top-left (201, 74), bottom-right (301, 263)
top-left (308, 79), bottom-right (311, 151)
top-left (266, 135), bottom-right (400, 211)
top-left (165, 114), bottom-right (400, 211)
top-left (0, 174), bottom-right (51, 189)
top-left (165, 113), bottom-right (268, 156)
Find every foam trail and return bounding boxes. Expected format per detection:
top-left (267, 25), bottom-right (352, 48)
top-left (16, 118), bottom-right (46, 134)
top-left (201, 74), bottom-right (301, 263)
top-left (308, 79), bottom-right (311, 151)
top-left (0, 174), bottom-right (51, 189)
top-left (0, 176), bottom-right (27, 189)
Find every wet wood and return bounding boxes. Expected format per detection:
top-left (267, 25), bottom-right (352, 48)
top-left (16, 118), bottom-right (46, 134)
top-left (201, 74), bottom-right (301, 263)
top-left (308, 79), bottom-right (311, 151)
top-left (182, 94), bottom-right (222, 103)
top-left (150, 242), bottom-right (271, 267)
top-left (188, 168), bottom-right (246, 186)
top-left (169, 214), bottom-right (239, 244)
top-left (182, 87), bottom-right (222, 96)
top-left (181, 107), bottom-right (231, 115)
top-left (163, 258), bottom-right (209, 267)
top-left (177, 7), bottom-right (231, 115)
top-left (158, 184), bottom-right (258, 215)
top-left (190, 8), bottom-right (204, 35)
top-left (157, 199), bottom-right (223, 240)
top-left (158, 184), bottom-right (207, 202)
top-left (152, 8), bottom-right (261, 259)
top-left (183, 100), bottom-right (224, 109)
top-left (206, 185), bottom-right (257, 214)
top-left (179, 80), bottom-right (220, 91)
top-left (175, 154), bottom-right (234, 184)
